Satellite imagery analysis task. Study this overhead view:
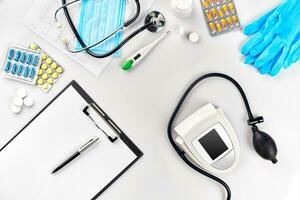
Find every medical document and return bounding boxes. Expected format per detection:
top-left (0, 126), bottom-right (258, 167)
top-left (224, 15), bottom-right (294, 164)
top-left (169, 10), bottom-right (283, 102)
top-left (22, 0), bottom-right (157, 77)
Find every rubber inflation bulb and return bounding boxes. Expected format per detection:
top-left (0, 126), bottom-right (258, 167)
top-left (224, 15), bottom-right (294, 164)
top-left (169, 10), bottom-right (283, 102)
top-left (252, 126), bottom-right (278, 164)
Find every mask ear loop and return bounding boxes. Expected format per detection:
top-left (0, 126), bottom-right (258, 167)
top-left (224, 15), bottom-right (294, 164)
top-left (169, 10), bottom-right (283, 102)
top-left (124, 0), bottom-right (134, 23)
top-left (110, 0), bottom-right (126, 55)
top-left (167, 73), bottom-right (278, 200)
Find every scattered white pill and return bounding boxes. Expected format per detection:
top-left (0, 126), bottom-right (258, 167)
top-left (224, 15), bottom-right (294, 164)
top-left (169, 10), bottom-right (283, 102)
top-left (16, 88), bottom-right (27, 99)
top-left (13, 97), bottom-right (24, 107)
top-left (24, 96), bottom-right (34, 107)
top-left (11, 104), bottom-right (22, 114)
top-left (188, 32), bottom-right (200, 43)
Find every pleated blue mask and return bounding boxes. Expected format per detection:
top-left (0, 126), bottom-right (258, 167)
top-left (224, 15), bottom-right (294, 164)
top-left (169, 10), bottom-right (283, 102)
top-left (76, 0), bottom-right (126, 57)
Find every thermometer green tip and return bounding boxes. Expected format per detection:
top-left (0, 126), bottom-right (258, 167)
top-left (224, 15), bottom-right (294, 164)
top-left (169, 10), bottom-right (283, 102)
top-left (122, 59), bottom-right (134, 71)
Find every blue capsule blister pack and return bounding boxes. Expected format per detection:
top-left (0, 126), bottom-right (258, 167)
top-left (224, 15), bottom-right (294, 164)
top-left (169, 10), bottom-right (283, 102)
top-left (2, 45), bottom-right (42, 84)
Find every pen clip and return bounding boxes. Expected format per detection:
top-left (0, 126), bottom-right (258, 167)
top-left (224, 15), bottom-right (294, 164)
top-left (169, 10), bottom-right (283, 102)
top-left (79, 137), bottom-right (99, 153)
top-left (83, 103), bottom-right (118, 143)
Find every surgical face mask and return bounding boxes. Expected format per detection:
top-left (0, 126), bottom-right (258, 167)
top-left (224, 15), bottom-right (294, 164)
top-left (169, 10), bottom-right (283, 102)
top-left (76, 0), bottom-right (126, 57)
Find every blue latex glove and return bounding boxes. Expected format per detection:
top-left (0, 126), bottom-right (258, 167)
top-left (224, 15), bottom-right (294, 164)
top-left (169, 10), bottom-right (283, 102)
top-left (241, 0), bottom-right (300, 76)
top-left (257, 3), bottom-right (300, 76)
top-left (244, 52), bottom-right (281, 75)
top-left (285, 36), bottom-right (300, 66)
top-left (241, 7), bottom-right (278, 56)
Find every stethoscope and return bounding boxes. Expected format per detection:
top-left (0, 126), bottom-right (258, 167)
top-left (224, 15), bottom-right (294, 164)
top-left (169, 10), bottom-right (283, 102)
top-left (54, 0), bottom-right (166, 58)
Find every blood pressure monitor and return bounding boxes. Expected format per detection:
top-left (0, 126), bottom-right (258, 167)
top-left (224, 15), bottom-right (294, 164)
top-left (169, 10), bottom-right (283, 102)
top-left (173, 103), bottom-right (240, 174)
top-left (168, 73), bottom-right (278, 199)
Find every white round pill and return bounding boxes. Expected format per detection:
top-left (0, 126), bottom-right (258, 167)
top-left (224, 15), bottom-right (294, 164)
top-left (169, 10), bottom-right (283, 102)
top-left (11, 104), bottom-right (22, 114)
top-left (24, 96), bottom-right (34, 107)
top-left (16, 88), bottom-right (27, 99)
top-left (13, 97), bottom-right (24, 107)
top-left (188, 32), bottom-right (199, 43)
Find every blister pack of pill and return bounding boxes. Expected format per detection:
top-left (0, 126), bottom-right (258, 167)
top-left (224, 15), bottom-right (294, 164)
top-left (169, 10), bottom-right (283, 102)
top-left (200, 0), bottom-right (241, 36)
top-left (2, 45), bottom-right (42, 84)
top-left (29, 44), bottom-right (64, 92)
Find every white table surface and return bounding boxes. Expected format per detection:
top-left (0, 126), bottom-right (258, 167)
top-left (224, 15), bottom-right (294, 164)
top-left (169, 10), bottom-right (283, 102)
top-left (0, 0), bottom-right (299, 199)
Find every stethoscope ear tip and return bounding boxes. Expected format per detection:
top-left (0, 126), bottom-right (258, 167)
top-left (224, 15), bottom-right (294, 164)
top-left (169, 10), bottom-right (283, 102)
top-left (55, 22), bottom-right (63, 29)
top-left (61, 37), bottom-right (69, 45)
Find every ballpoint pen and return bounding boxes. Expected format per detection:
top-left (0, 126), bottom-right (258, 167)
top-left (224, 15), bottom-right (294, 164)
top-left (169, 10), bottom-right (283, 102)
top-left (52, 137), bottom-right (99, 174)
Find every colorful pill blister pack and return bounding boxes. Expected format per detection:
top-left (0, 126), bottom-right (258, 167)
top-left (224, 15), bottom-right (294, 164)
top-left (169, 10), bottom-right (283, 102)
top-left (200, 0), bottom-right (241, 36)
top-left (29, 44), bottom-right (64, 93)
top-left (2, 46), bottom-right (42, 84)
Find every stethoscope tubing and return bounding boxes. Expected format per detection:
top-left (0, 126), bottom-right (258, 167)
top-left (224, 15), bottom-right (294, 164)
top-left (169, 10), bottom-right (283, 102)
top-left (61, 0), bottom-right (144, 58)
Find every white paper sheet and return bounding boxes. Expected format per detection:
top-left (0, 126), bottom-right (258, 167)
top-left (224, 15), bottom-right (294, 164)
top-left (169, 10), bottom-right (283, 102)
top-left (22, 0), bottom-right (156, 77)
top-left (0, 86), bottom-right (138, 200)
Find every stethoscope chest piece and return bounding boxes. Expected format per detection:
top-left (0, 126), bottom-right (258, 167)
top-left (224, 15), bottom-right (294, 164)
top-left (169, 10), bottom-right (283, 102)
top-left (145, 11), bottom-right (166, 33)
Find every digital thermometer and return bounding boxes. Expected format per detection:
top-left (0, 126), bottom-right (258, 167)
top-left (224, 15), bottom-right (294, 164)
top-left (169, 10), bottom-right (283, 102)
top-left (173, 103), bottom-right (240, 174)
top-left (122, 30), bottom-right (170, 71)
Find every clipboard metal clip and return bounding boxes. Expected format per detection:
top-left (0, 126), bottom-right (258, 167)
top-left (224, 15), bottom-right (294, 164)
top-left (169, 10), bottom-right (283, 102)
top-left (83, 103), bottom-right (118, 143)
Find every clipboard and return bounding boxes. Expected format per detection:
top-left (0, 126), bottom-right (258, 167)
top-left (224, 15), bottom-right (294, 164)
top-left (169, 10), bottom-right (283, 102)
top-left (0, 81), bottom-right (143, 200)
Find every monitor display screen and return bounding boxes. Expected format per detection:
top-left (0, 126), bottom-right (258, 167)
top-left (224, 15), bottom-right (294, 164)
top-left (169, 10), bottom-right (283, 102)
top-left (199, 129), bottom-right (228, 160)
